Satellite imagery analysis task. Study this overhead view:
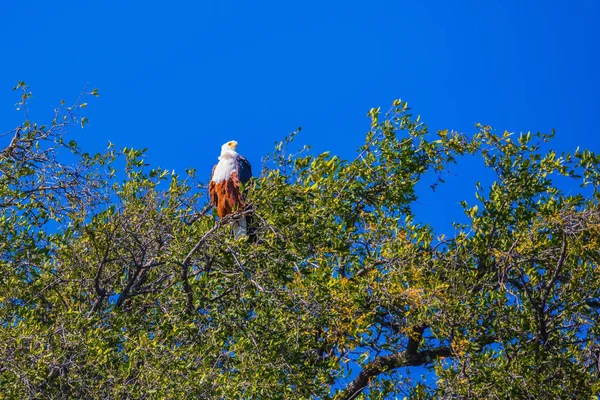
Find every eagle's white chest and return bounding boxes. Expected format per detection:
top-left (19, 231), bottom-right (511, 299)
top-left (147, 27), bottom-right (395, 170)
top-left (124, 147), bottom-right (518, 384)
top-left (211, 157), bottom-right (236, 183)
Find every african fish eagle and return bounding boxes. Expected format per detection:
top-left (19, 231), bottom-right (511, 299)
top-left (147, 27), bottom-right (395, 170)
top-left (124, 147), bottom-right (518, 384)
top-left (209, 140), bottom-right (252, 238)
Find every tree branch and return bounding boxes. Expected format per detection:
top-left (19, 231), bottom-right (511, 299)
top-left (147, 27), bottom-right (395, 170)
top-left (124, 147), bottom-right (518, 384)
top-left (181, 210), bottom-right (252, 268)
top-left (335, 346), bottom-right (451, 400)
top-left (180, 260), bottom-right (194, 314)
top-left (185, 203), bottom-right (213, 226)
top-left (177, 210), bottom-right (253, 313)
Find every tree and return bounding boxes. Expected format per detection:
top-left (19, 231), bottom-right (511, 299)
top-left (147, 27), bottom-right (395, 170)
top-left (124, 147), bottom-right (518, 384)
top-left (1, 84), bottom-right (599, 399)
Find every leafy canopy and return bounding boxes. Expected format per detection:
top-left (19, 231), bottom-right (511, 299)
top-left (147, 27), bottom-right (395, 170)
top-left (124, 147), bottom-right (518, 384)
top-left (1, 84), bottom-right (599, 399)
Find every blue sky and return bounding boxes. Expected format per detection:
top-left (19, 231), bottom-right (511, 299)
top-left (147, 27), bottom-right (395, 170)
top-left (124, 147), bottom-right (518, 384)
top-left (1, 0), bottom-right (599, 233)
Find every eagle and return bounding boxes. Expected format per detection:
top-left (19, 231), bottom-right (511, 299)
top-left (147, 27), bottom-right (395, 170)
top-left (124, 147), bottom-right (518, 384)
top-left (209, 140), bottom-right (252, 238)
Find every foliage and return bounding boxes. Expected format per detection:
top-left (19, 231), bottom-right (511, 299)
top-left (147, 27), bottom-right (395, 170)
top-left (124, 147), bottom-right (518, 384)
top-left (1, 84), bottom-right (599, 399)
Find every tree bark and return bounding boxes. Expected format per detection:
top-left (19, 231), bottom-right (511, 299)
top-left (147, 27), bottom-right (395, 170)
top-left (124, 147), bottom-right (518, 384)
top-left (335, 326), bottom-right (451, 400)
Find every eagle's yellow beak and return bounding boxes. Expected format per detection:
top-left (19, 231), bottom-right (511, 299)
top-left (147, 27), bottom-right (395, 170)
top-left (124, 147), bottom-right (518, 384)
top-left (228, 141), bottom-right (238, 150)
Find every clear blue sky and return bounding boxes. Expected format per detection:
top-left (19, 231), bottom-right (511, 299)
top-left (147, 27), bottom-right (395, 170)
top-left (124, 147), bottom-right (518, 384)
top-left (1, 0), bottom-right (599, 233)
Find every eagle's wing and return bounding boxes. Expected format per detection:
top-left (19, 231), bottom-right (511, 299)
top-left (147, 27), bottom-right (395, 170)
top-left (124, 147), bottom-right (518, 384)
top-left (236, 155), bottom-right (252, 184)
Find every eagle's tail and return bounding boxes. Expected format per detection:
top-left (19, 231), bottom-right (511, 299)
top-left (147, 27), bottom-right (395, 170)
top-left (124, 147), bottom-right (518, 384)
top-left (231, 216), bottom-right (247, 239)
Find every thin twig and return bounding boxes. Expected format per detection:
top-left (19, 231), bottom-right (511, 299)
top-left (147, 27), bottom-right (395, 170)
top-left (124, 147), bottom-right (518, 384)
top-left (227, 246), bottom-right (264, 292)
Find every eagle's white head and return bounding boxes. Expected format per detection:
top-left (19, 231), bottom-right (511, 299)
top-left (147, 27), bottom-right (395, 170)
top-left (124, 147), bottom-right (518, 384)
top-left (221, 140), bottom-right (238, 152)
top-left (219, 140), bottom-right (239, 159)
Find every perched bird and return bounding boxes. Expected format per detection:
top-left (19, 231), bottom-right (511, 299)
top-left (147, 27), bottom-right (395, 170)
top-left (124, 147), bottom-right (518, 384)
top-left (209, 140), bottom-right (252, 238)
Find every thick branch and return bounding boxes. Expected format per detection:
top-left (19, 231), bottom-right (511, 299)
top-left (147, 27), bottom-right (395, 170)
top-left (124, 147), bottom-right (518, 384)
top-left (406, 325), bottom-right (426, 355)
top-left (335, 347), bottom-right (452, 400)
top-left (116, 266), bottom-right (142, 307)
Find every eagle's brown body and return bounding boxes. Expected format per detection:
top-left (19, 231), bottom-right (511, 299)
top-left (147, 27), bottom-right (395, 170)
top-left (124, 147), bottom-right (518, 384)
top-left (209, 168), bottom-right (245, 218)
